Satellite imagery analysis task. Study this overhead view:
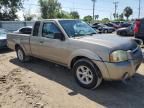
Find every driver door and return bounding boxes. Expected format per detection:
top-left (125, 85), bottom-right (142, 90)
top-left (38, 22), bottom-right (69, 64)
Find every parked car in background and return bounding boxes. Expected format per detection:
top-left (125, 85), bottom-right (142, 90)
top-left (92, 24), bottom-right (115, 33)
top-left (112, 21), bottom-right (124, 26)
top-left (7, 19), bottom-right (143, 89)
top-left (134, 18), bottom-right (144, 43)
top-left (105, 22), bottom-right (120, 29)
top-left (92, 27), bottom-right (100, 33)
top-left (92, 22), bottom-right (99, 26)
top-left (117, 24), bottom-right (134, 36)
top-left (14, 26), bottom-right (32, 34)
top-left (119, 22), bottom-right (131, 28)
top-left (0, 28), bottom-right (7, 49)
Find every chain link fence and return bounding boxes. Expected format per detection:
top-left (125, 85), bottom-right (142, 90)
top-left (0, 21), bottom-right (34, 32)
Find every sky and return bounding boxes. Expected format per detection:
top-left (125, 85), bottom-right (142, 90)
top-left (17, 0), bottom-right (144, 20)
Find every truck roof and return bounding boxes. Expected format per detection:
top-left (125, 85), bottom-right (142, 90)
top-left (37, 19), bottom-right (80, 22)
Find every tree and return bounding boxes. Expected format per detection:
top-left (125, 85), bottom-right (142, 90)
top-left (83, 15), bottom-right (92, 23)
top-left (101, 18), bottom-right (110, 23)
top-left (113, 13), bottom-right (118, 19)
top-left (57, 10), bottom-right (71, 19)
top-left (39, 0), bottom-right (61, 19)
top-left (123, 7), bottom-right (133, 20)
top-left (0, 0), bottom-right (24, 20)
top-left (24, 14), bottom-right (36, 21)
top-left (95, 15), bottom-right (99, 20)
top-left (119, 13), bottom-right (124, 20)
top-left (70, 11), bottom-right (79, 19)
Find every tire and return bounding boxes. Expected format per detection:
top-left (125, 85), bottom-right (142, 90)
top-left (121, 31), bottom-right (127, 36)
top-left (72, 59), bottom-right (102, 89)
top-left (16, 47), bottom-right (30, 62)
top-left (104, 30), bottom-right (108, 33)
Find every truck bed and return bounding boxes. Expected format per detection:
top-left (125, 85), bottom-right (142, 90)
top-left (7, 33), bottom-right (31, 54)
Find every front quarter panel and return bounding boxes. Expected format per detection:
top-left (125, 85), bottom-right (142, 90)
top-left (68, 49), bottom-right (102, 68)
top-left (68, 49), bottom-right (110, 79)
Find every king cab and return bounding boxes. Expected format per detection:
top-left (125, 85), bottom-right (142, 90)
top-left (7, 19), bottom-right (143, 89)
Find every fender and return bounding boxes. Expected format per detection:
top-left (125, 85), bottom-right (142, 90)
top-left (68, 49), bottom-right (102, 68)
top-left (68, 49), bottom-right (110, 80)
top-left (14, 36), bottom-right (29, 56)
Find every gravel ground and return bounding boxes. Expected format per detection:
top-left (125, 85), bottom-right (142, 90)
top-left (0, 49), bottom-right (144, 108)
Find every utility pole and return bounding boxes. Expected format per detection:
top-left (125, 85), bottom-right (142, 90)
top-left (92, 0), bottom-right (96, 22)
top-left (113, 1), bottom-right (119, 19)
top-left (138, 0), bottom-right (141, 18)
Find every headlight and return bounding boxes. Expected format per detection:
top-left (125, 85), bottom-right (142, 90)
top-left (109, 50), bottom-right (128, 62)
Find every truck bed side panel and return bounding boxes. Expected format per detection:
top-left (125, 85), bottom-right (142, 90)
top-left (7, 33), bottom-right (31, 55)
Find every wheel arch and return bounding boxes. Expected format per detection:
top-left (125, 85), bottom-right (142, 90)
top-left (15, 44), bottom-right (21, 50)
top-left (68, 49), bottom-right (102, 69)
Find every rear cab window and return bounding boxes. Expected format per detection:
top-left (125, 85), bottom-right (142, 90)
top-left (20, 28), bottom-right (32, 34)
top-left (32, 21), bottom-right (40, 36)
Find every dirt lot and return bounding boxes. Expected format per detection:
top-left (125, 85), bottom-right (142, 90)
top-left (0, 49), bottom-right (144, 108)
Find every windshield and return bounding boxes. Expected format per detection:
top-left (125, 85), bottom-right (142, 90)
top-left (59, 20), bottom-right (96, 37)
top-left (0, 29), bottom-right (7, 36)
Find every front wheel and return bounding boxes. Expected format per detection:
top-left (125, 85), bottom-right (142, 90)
top-left (73, 59), bottom-right (102, 89)
top-left (104, 30), bottom-right (108, 33)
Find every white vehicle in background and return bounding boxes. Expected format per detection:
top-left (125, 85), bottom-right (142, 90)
top-left (14, 26), bottom-right (32, 34)
top-left (0, 28), bottom-right (8, 49)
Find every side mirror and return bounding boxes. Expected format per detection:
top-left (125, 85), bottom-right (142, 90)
top-left (54, 33), bottom-right (65, 41)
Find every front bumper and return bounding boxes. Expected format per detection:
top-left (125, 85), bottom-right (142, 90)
top-left (104, 59), bottom-right (142, 80)
top-left (93, 46), bottom-right (143, 80)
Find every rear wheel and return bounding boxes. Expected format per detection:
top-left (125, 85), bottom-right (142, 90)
top-left (73, 59), bottom-right (102, 89)
top-left (121, 31), bottom-right (127, 36)
top-left (16, 47), bottom-right (30, 62)
top-left (104, 30), bottom-right (108, 33)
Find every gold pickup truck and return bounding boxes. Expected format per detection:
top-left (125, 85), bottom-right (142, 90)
top-left (7, 19), bottom-right (143, 89)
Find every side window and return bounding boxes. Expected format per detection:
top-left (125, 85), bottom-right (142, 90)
top-left (42, 22), bottom-right (61, 39)
top-left (33, 21), bottom-right (40, 36)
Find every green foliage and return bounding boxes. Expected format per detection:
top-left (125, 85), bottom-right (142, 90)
top-left (57, 10), bottom-right (71, 19)
top-left (118, 13), bottom-right (124, 20)
top-left (39, 0), bottom-right (61, 19)
top-left (101, 18), bottom-right (110, 23)
top-left (24, 14), bottom-right (36, 21)
top-left (95, 15), bottom-right (99, 20)
top-left (70, 11), bottom-right (79, 19)
top-left (123, 6), bottom-right (133, 20)
top-left (0, 0), bottom-right (23, 20)
top-left (113, 13), bottom-right (118, 19)
top-left (83, 15), bottom-right (92, 23)
top-left (39, 0), bottom-right (80, 19)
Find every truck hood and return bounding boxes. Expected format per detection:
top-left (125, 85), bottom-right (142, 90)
top-left (76, 34), bottom-right (137, 51)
